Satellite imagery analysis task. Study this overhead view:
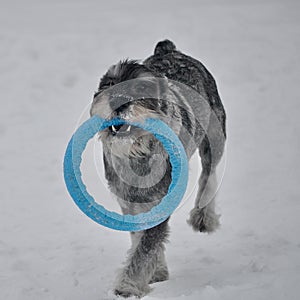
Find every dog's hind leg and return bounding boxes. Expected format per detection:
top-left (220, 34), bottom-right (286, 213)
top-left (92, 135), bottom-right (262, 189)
top-left (114, 219), bottom-right (170, 298)
top-left (149, 247), bottom-right (169, 284)
top-left (129, 230), bottom-right (169, 284)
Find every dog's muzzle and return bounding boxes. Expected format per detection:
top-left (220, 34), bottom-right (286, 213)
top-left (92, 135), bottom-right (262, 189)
top-left (109, 124), bottom-right (141, 137)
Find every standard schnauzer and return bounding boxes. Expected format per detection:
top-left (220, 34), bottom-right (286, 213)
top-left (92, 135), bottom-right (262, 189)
top-left (90, 39), bottom-right (226, 298)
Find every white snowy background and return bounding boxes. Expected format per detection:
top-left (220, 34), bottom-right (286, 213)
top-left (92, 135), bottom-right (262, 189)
top-left (1, 0), bottom-right (300, 299)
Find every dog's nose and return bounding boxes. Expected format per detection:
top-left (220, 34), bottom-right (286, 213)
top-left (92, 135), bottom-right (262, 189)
top-left (109, 124), bottom-right (131, 136)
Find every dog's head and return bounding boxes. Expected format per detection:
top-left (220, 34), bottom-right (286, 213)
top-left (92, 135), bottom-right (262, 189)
top-left (90, 60), bottom-right (167, 158)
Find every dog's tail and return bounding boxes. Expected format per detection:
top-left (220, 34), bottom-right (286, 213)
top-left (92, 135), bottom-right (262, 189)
top-left (154, 39), bottom-right (176, 56)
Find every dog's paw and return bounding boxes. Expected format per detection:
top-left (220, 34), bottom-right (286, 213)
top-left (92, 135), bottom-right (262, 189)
top-left (187, 207), bottom-right (220, 233)
top-left (114, 276), bottom-right (151, 299)
top-left (114, 289), bottom-right (139, 299)
top-left (149, 266), bottom-right (169, 284)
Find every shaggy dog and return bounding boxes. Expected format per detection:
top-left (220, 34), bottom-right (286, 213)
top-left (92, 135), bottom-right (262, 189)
top-left (90, 40), bottom-right (226, 298)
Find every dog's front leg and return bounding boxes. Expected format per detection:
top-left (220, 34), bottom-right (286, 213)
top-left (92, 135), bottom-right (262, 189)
top-left (114, 219), bottom-right (169, 298)
top-left (187, 169), bottom-right (220, 233)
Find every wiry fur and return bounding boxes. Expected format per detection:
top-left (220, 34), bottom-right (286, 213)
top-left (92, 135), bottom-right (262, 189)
top-left (90, 40), bottom-right (226, 298)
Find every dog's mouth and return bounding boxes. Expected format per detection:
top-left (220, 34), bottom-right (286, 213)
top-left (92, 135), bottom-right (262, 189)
top-left (103, 123), bottom-right (158, 158)
top-left (108, 124), bottom-right (139, 137)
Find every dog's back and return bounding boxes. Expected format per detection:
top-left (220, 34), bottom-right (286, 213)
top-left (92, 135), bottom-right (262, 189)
top-left (144, 39), bottom-right (226, 137)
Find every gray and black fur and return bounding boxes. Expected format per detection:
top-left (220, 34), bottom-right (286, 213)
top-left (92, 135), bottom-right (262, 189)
top-left (90, 40), bottom-right (226, 298)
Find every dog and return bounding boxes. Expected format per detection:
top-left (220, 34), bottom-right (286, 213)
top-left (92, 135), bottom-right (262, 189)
top-left (90, 39), bottom-right (226, 298)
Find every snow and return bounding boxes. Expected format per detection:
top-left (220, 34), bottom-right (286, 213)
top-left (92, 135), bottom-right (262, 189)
top-left (1, 0), bottom-right (300, 299)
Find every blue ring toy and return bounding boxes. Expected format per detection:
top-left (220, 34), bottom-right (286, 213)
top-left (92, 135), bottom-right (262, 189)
top-left (63, 115), bottom-right (188, 231)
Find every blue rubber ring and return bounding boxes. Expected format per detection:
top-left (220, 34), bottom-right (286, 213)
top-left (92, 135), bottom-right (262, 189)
top-left (63, 115), bottom-right (188, 231)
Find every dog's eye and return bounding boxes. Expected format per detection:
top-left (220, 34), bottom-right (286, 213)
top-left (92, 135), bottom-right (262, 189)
top-left (110, 124), bottom-right (131, 135)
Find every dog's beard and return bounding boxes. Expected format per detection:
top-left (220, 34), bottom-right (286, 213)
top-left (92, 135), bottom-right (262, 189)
top-left (98, 102), bottom-right (171, 193)
top-left (101, 129), bottom-right (155, 158)
top-left (98, 101), bottom-right (163, 158)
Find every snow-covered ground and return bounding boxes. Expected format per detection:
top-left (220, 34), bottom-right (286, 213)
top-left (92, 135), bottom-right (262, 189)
top-left (1, 0), bottom-right (300, 299)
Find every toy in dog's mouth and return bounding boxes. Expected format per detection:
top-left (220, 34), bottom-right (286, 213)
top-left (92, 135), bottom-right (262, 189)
top-left (63, 115), bottom-right (189, 231)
